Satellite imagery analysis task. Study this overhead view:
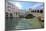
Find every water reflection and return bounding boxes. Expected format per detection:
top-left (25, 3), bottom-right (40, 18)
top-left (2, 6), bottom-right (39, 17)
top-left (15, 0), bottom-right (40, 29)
top-left (5, 17), bottom-right (44, 30)
top-left (5, 17), bottom-right (22, 30)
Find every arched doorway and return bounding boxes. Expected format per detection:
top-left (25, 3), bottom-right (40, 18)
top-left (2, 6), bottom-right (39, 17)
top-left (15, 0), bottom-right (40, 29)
top-left (10, 13), bottom-right (13, 17)
top-left (37, 10), bottom-right (39, 13)
top-left (5, 12), bottom-right (8, 17)
top-left (40, 10), bottom-right (43, 13)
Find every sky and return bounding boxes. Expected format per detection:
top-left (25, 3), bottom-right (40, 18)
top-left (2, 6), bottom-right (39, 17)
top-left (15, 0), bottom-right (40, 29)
top-left (8, 0), bottom-right (44, 10)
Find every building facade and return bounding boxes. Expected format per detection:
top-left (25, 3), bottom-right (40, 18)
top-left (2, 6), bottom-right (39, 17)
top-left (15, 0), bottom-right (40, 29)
top-left (5, 2), bottom-right (20, 17)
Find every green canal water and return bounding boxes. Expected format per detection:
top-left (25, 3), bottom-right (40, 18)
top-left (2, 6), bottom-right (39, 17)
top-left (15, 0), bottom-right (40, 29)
top-left (5, 17), bottom-right (43, 30)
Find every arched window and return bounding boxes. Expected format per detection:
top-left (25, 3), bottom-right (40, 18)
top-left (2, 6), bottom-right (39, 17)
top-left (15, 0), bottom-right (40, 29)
top-left (40, 10), bottom-right (43, 13)
top-left (5, 12), bottom-right (8, 14)
top-left (37, 10), bottom-right (39, 13)
top-left (32, 10), bottom-right (34, 12)
top-left (34, 10), bottom-right (36, 12)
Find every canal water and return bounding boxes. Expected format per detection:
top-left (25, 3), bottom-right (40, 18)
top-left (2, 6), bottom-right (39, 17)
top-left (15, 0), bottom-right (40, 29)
top-left (5, 17), bottom-right (43, 30)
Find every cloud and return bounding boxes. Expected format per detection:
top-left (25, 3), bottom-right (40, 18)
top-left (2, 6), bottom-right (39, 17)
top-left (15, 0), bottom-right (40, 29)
top-left (8, 1), bottom-right (22, 9)
top-left (15, 2), bottom-right (22, 9)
